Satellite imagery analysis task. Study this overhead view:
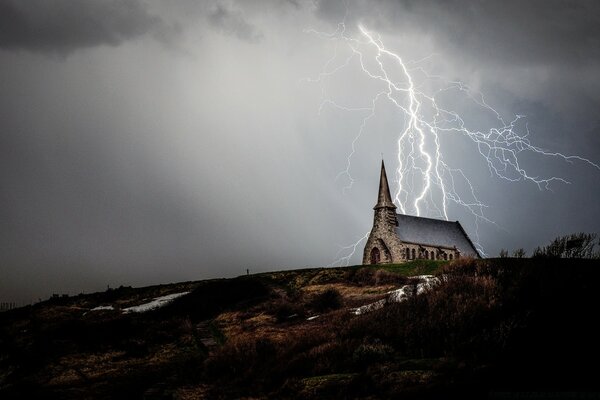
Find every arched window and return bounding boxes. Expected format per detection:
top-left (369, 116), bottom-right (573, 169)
top-left (406, 248), bottom-right (410, 260)
top-left (424, 250), bottom-right (429, 259)
top-left (449, 253), bottom-right (453, 260)
top-left (431, 252), bottom-right (435, 260)
top-left (443, 253), bottom-right (448, 260)
top-left (411, 248), bottom-right (416, 260)
top-left (370, 247), bottom-right (380, 264)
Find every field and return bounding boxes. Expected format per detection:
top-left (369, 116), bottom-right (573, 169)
top-left (1, 257), bottom-right (599, 399)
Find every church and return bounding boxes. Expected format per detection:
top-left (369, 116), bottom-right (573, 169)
top-left (363, 161), bottom-right (480, 265)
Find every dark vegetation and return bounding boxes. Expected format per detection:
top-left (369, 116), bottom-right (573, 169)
top-left (1, 257), bottom-right (599, 399)
top-left (500, 232), bottom-right (599, 259)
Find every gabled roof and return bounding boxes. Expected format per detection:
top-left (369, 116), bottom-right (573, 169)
top-left (394, 213), bottom-right (480, 258)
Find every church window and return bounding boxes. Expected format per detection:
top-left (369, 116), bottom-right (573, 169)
top-left (370, 247), bottom-right (381, 264)
top-left (443, 253), bottom-right (448, 260)
top-left (424, 250), bottom-right (429, 259)
top-left (411, 248), bottom-right (416, 260)
top-left (449, 253), bottom-right (453, 260)
top-left (406, 248), bottom-right (410, 259)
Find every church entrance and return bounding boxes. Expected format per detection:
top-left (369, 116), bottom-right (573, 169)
top-left (370, 247), bottom-right (381, 264)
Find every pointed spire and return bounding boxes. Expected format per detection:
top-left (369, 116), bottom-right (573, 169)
top-left (375, 160), bottom-right (397, 210)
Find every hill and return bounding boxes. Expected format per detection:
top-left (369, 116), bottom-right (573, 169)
top-left (1, 258), bottom-right (599, 399)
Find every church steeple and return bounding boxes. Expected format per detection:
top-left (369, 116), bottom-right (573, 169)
top-left (374, 160), bottom-right (397, 210)
top-left (363, 159), bottom-right (403, 265)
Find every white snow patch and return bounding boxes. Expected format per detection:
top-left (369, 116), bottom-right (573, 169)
top-left (354, 275), bottom-right (440, 315)
top-left (83, 305), bottom-right (115, 315)
top-left (122, 291), bottom-right (190, 314)
top-left (90, 305), bottom-right (114, 311)
top-left (307, 315), bottom-right (320, 321)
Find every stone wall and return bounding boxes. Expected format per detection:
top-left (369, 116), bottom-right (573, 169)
top-left (400, 243), bottom-right (460, 262)
top-left (362, 207), bottom-right (405, 264)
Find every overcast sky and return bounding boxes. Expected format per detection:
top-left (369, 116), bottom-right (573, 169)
top-left (1, 0), bottom-right (599, 303)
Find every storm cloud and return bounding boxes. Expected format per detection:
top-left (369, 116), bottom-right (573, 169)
top-left (208, 3), bottom-right (264, 43)
top-left (0, 0), bottom-right (167, 55)
top-left (315, 0), bottom-right (600, 67)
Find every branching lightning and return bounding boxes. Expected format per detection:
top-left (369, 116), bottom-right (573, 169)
top-left (327, 230), bottom-right (371, 268)
top-left (305, 21), bottom-right (600, 266)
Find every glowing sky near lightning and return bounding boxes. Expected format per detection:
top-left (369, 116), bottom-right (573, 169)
top-left (0, 0), bottom-right (599, 303)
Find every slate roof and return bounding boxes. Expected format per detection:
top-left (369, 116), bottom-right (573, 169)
top-left (394, 213), bottom-right (480, 258)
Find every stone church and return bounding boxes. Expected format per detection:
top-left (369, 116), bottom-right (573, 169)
top-left (363, 161), bottom-right (480, 265)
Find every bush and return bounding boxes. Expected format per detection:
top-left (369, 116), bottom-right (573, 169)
top-left (532, 232), bottom-right (598, 259)
top-left (513, 248), bottom-right (526, 258)
top-left (268, 296), bottom-right (306, 322)
top-left (352, 342), bottom-right (394, 365)
top-left (309, 288), bottom-right (342, 312)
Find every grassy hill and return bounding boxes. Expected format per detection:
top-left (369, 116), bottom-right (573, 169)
top-left (1, 258), bottom-right (599, 399)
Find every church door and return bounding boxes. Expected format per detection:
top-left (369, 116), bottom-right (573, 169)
top-left (370, 247), bottom-right (381, 264)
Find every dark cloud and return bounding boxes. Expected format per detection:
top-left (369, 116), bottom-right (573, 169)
top-left (315, 0), bottom-right (600, 67)
top-left (0, 0), bottom-right (167, 55)
top-left (207, 3), bottom-right (263, 43)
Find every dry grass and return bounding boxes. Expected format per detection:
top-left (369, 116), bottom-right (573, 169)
top-left (3, 258), bottom-right (600, 399)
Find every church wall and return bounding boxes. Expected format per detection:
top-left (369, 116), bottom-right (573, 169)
top-left (400, 244), bottom-right (460, 262)
top-left (363, 236), bottom-right (461, 265)
top-left (363, 208), bottom-right (405, 264)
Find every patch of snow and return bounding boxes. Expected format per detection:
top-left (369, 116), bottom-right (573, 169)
top-left (307, 315), bottom-right (320, 321)
top-left (122, 291), bottom-right (190, 314)
top-left (90, 305), bottom-right (114, 311)
top-left (83, 305), bottom-right (115, 315)
top-left (354, 275), bottom-right (441, 315)
top-left (354, 299), bottom-right (387, 315)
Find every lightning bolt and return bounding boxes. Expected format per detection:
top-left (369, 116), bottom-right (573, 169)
top-left (327, 230), bottom-right (370, 268)
top-left (306, 21), bottom-right (600, 265)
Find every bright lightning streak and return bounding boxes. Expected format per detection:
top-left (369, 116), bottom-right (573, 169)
top-left (306, 21), bottom-right (600, 263)
top-left (327, 230), bottom-right (370, 267)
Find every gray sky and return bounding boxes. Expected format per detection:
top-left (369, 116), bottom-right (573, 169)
top-left (1, 0), bottom-right (599, 303)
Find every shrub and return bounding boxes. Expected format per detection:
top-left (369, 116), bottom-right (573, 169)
top-left (269, 296), bottom-right (306, 322)
top-left (513, 248), bottom-right (526, 258)
top-left (532, 232), bottom-right (598, 259)
top-left (352, 342), bottom-right (394, 365)
top-left (309, 288), bottom-right (342, 312)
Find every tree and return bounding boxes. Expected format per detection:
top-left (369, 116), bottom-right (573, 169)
top-left (499, 249), bottom-right (509, 258)
top-left (513, 248), bottom-right (526, 258)
top-left (531, 233), bottom-right (597, 259)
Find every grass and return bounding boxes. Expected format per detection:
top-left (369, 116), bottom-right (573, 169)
top-left (2, 258), bottom-right (600, 399)
top-left (301, 373), bottom-right (358, 389)
top-left (369, 259), bottom-right (448, 276)
top-left (299, 373), bottom-right (361, 397)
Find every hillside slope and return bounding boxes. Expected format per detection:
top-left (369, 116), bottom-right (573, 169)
top-left (1, 258), bottom-right (599, 399)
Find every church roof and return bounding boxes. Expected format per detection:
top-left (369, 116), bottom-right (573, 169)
top-left (394, 213), bottom-right (481, 258)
